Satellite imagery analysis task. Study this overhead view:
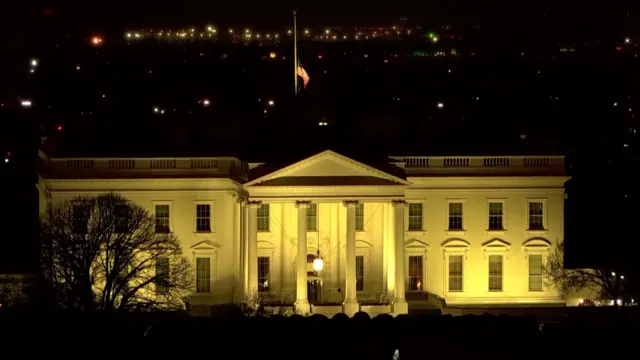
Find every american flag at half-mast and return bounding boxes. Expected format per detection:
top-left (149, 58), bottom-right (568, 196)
top-left (297, 60), bottom-right (310, 88)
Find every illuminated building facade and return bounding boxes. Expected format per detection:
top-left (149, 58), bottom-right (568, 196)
top-left (38, 150), bottom-right (568, 316)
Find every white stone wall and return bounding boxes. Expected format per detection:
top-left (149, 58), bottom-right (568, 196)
top-left (45, 179), bottom-right (241, 305)
top-left (40, 152), bottom-right (568, 309)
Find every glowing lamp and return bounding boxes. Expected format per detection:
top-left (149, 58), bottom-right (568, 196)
top-left (56, 125), bottom-right (63, 131)
top-left (313, 256), bottom-right (324, 272)
top-left (269, 52), bottom-right (277, 59)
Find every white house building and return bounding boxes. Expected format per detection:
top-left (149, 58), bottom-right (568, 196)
top-left (37, 150), bottom-right (569, 316)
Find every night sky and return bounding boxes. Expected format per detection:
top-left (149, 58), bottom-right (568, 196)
top-left (1, 1), bottom-right (640, 272)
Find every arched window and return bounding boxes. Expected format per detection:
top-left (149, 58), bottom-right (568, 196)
top-left (441, 238), bottom-right (470, 293)
top-left (482, 239), bottom-right (511, 292)
top-left (523, 238), bottom-right (552, 292)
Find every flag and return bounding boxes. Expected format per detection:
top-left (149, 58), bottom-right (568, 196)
top-left (297, 61), bottom-right (310, 88)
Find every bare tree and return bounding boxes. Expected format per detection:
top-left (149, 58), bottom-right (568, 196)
top-left (544, 241), bottom-right (627, 305)
top-left (41, 193), bottom-right (193, 312)
top-left (0, 275), bottom-right (28, 309)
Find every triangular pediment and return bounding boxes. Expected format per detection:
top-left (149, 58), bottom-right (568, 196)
top-left (190, 240), bottom-right (221, 250)
top-left (405, 238), bottom-right (429, 249)
top-left (482, 238), bottom-right (511, 248)
top-left (246, 150), bottom-right (410, 186)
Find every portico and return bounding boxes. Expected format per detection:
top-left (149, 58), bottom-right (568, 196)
top-left (241, 150), bottom-right (412, 316)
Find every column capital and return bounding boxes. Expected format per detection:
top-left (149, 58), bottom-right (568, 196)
top-left (236, 196), bottom-right (248, 205)
top-left (392, 200), bottom-right (407, 208)
top-left (295, 200), bottom-right (311, 209)
top-left (343, 200), bottom-right (360, 208)
top-left (247, 200), bottom-right (262, 208)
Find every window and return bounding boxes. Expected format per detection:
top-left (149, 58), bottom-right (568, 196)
top-left (488, 202), bottom-right (504, 230)
top-left (258, 257), bottom-right (270, 293)
top-left (356, 255), bottom-right (364, 291)
top-left (448, 255), bottom-right (463, 292)
top-left (528, 201), bottom-right (544, 230)
top-left (448, 202), bottom-right (463, 230)
top-left (155, 257), bottom-right (170, 294)
top-left (355, 203), bottom-right (364, 231)
top-left (488, 255), bottom-right (503, 292)
top-left (196, 204), bottom-right (211, 232)
top-left (408, 203), bottom-right (423, 231)
top-left (155, 204), bottom-right (170, 233)
top-left (195, 257), bottom-right (211, 293)
top-left (114, 204), bottom-right (129, 233)
top-left (529, 254), bottom-right (543, 291)
top-left (408, 255), bottom-right (423, 291)
top-left (257, 204), bottom-right (270, 232)
top-left (306, 203), bottom-right (318, 231)
top-left (72, 204), bottom-right (88, 234)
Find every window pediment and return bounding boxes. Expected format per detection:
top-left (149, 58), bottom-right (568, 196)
top-left (356, 240), bottom-right (373, 248)
top-left (441, 238), bottom-right (470, 248)
top-left (522, 237), bottom-right (551, 248)
top-left (257, 240), bottom-right (276, 250)
top-left (482, 238), bottom-right (510, 259)
top-left (482, 238), bottom-right (511, 248)
top-left (441, 238), bottom-right (469, 260)
top-left (405, 238), bottom-right (429, 249)
top-left (191, 240), bottom-right (220, 252)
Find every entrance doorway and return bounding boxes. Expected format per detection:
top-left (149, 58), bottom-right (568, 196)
top-left (307, 278), bottom-right (322, 305)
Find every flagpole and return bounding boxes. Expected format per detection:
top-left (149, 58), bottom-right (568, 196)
top-left (293, 10), bottom-right (298, 96)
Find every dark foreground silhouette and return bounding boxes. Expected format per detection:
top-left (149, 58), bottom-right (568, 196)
top-left (1, 308), bottom-right (636, 359)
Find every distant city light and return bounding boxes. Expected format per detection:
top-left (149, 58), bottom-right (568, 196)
top-left (90, 36), bottom-right (104, 46)
top-left (56, 125), bottom-right (63, 131)
top-left (202, 99), bottom-right (210, 106)
top-left (269, 52), bottom-right (277, 59)
top-left (31, 59), bottom-right (38, 67)
top-left (437, 102), bottom-right (444, 109)
top-left (268, 100), bottom-right (275, 107)
top-left (625, 37), bottom-right (631, 44)
top-left (21, 100), bottom-right (32, 108)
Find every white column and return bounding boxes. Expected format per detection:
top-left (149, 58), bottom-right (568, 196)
top-left (295, 201), bottom-right (311, 314)
top-left (392, 200), bottom-right (408, 315)
top-left (234, 196), bottom-right (243, 302)
top-left (242, 200), bottom-right (250, 297)
top-left (247, 201), bottom-right (261, 296)
top-left (343, 200), bottom-right (359, 316)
